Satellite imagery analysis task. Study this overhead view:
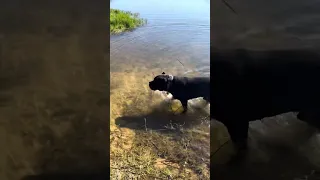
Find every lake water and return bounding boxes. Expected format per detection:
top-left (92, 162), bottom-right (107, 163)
top-left (110, 0), bottom-right (210, 76)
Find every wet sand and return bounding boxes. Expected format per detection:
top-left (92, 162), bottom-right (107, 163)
top-left (0, 1), bottom-right (109, 179)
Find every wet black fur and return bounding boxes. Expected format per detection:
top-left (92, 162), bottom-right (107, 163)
top-left (149, 72), bottom-right (210, 113)
top-left (211, 48), bottom-right (320, 150)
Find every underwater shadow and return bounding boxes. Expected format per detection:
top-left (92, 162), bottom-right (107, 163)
top-left (19, 96), bottom-right (110, 180)
top-left (115, 100), bottom-right (210, 132)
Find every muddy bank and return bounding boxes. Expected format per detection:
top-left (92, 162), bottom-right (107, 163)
top-left (0, 1), bottom-right (109, 180)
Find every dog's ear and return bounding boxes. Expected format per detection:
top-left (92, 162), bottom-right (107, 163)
top-left (162, 72), bottom-right (165, 74)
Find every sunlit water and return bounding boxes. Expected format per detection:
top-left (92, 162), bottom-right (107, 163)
top-left (110, 0), bottom-right (210, 127)
top-left (110, 0), bottom-right (210, 76)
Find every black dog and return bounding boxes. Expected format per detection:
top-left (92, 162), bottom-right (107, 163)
top-left (149, 72), bottom-right (210, 113)
top-left (211, 48), bottom-right (320, 150)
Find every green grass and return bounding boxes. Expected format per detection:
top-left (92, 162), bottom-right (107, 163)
top-left (111, 127), bottom-right (210, 179)
top-left (110, 9), bottom-right (146, 34)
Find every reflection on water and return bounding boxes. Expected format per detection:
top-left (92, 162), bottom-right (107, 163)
top-left (110, 0), bottom-right (210, 76)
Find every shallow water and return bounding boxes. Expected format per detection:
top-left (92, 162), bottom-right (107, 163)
top-left (110, 0), bottom-right (210, 76)
top-left (0, 1), bottom-right (108, 180)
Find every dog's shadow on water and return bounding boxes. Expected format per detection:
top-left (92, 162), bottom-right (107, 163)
top-left (115, 100), bottom-right (210, 132)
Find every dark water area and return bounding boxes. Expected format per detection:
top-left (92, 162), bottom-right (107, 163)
top-left (110, 0), bottom-right (210, 76)
top-left (212, 0), bottom-right (320, 49)
top-left (0, 1), bottom-right (109, 180)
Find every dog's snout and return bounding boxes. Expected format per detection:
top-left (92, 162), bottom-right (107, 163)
top-left (149, 81), bottom-right (155, 90)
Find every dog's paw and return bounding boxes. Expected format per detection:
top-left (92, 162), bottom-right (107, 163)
top-left (226, 144), bottom-right (248, 166)
top-left (181, 109), bottom-right (188, 114)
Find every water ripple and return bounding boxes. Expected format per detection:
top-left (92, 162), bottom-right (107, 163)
top-left (111, 0), bottom-right (210, 76)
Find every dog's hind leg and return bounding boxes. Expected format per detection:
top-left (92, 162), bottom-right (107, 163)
top-left (203, 96), bottom-right (210, 103)
top-left (223, 120), bottom-right (249, 151)
top-left (297, 110), bottom-right (320, 129)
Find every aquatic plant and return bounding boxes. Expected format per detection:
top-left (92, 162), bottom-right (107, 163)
top-left (110, 9), bottom-right (147, 34)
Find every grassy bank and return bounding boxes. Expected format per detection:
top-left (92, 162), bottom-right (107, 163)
top-left (110, 9), bottom-right (146, 34)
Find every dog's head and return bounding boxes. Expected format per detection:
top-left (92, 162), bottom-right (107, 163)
top-left (149, 72), bottom-right (174, 91)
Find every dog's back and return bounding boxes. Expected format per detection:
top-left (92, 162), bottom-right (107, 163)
top-left (211, 48), bottom-right (320, 121)
top-left (171, 76), bottom-right (210, 100)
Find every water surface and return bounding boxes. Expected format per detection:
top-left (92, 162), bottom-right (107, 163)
top-left (110, 0), bottom-right (210, 76)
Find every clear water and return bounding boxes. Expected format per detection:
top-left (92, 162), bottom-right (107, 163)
top-left (110, 0), bottom-right (210, 76)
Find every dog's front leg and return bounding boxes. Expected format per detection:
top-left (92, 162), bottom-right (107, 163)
top-left (219, 120), bottom-right (249, 164)
top-left (180, 99), bottom-right (188, 114)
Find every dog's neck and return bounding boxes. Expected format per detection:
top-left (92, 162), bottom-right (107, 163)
top-left (166, 75), bottom-right (174, 92)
